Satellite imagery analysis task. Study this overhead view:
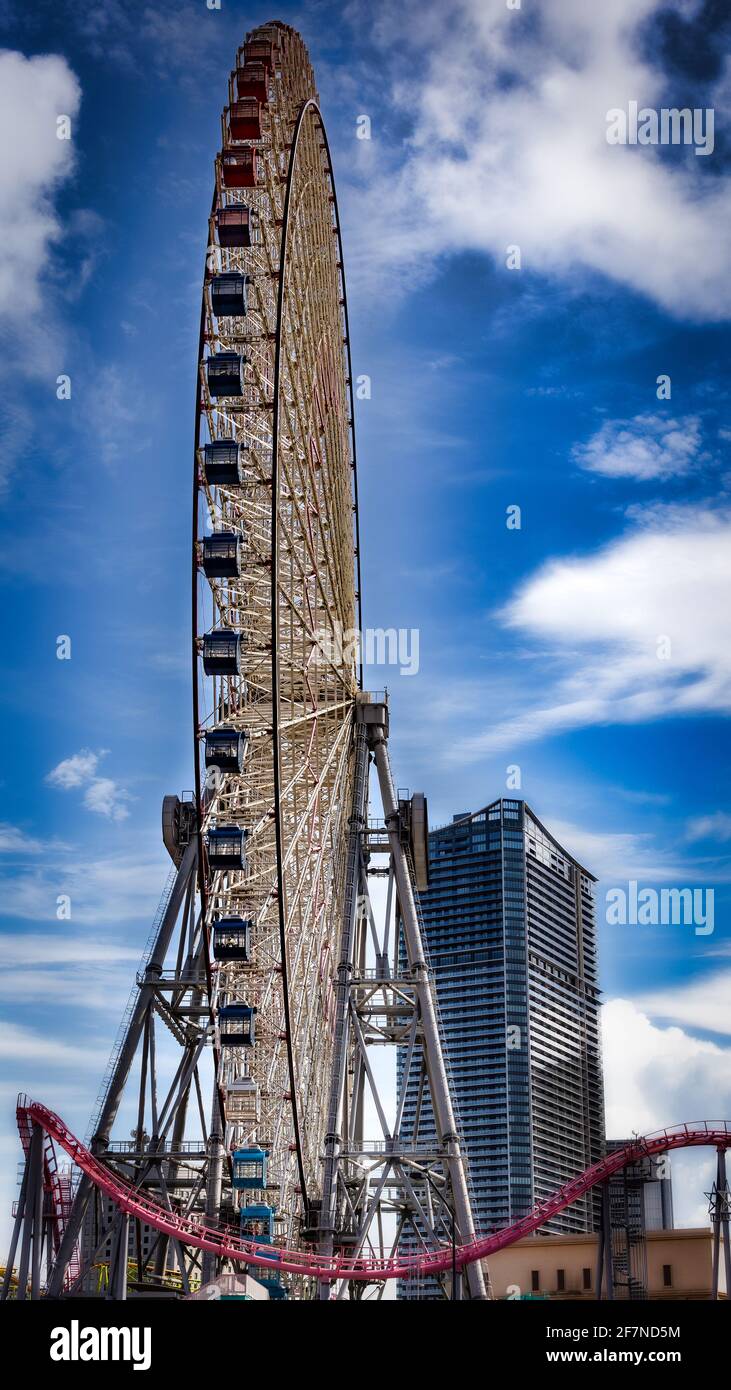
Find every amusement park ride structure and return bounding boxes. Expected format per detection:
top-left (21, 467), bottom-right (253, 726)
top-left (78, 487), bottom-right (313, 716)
top-left (2, 22), bottom-right (731, 1303)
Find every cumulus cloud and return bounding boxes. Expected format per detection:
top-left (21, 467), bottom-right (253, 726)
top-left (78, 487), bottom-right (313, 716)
top-left (456, 503), bottom-right (731, 755)
top-left (46, 749), bottom-right (131, 821)
top-left (573, 414), bottom-right (706, 481)
top-left (636, 970), bottom-right (731, 1039)
top-left (603, 996), bottom-right (731, 1224)
top-left (83, 776), bottom-right (132, 821)
top-left (345, 0), bottom-right (731, 319)
top-left (0, 50), bottom-right (81, 330)
top-left (46, 749), bottom-right (102, 790)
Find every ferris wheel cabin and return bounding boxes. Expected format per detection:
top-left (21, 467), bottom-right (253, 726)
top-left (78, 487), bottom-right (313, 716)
top-left (221, 149), bottom-right (260, 189)
top-left (212, 916), bottom-right (252, 961)
top-left (215, 206), bottom-right (252, 248)
top-left (210, 273), bottom-right (249, 318)
top-left (204, 728), bottom-right (247, 772)
top-left (206, 351), bottom-right (246, 397)
top-left (232, 1146), bottom-right (267, 1189)
top-left (219, 1003), bottom-right (257, 1047)
top-left (201, 531), bottom-right (242, 578)
top-left (203, 440), bottom-right (246, 486)
top-left (236, 63), bottom-right (269, 104)
top-left (202, 629), bottom-right (243, 675)
top-left (206, 825), bottom-right (247, 869)
top-left (240, 1203), bottom-right (275, 1244)
top-left (227, 98), bottom-right (261, 142)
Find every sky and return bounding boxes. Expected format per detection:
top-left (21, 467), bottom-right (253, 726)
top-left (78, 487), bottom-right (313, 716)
top-left (0, 0), bottom-right (730, 1246)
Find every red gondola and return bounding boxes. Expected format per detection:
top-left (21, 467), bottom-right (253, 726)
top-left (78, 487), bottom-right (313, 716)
top-left (228, 98), bottom-right (261, 142)
top-left (221, 149), bottom-right (259, 189)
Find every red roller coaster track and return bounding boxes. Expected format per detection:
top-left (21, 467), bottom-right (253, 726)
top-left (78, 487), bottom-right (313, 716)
top-left (17, 1099), bottom-right (731, 1284)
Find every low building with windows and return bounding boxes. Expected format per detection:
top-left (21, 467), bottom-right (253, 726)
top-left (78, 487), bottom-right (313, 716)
top-left (487, 1228), bottom-right (725, 1300)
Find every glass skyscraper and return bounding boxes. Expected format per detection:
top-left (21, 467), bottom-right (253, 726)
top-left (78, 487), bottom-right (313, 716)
top-left (397, 797), bottom-right (605, 1295)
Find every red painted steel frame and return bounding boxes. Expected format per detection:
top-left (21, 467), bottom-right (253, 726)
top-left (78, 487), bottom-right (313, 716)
top-left (17, 1099), bottom-right (731, 1284)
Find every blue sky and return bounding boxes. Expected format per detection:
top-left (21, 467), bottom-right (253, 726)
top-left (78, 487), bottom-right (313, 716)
top-left (0, 0), bottom-right (730, 1239)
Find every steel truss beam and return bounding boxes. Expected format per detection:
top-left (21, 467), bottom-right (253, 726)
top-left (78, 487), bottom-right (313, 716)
top-left (44, 837), bottom-right (209, 1298)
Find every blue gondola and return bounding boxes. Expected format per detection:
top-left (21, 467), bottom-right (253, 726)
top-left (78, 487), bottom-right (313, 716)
top-left (220, 1002), bottom-right (256, 1046)
top-left (240, 1202), bottom-right (274, 1243)
top-left (202, 630), bottom-right (242, 676)
top-left (256, 1276), bottom-right (287, 1300)
top-left (212, 917), bottom-right (252, 961)
top-left (206, 351), bottom-right (246, 397)
top-left (205, 728), bottom-right (247, 772)
top-left (207, 826), bottom-right (247, 870)
top-left (202, 531), bottom-right (242, 579)
top-left (232, 1146), bottom-right (267, 1189)
top-left (203, 441), bottom-right (246, 487)
top-left (211, 273), bottom-right (249, 318)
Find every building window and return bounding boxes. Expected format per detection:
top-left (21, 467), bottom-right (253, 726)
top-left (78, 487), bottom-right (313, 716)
top-left (583, 1267), bottom-right (591, 1290)
top-left (663, 1264), bottom-right (672, 1287)
top-left (531, 1269), bottom-right (540, 1292)
top-left (557, 1268), bottom-right (565, 1292)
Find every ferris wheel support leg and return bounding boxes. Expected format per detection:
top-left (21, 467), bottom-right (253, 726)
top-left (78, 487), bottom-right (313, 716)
top-left (202, 1093), bottom-right (224, 1286)
top-left (0, 1146), bottom-right (29, 1300)
top-left (318, 717), bottom-right (370, 1300)
top-left (711, 1146), bottom-right (731, 1301)
top-left (46, 839), bottom-right (199, 1299)
top-left (368, 711), bottom-right (487, 1302)
top-left (13, 1121), bottom-right (45, 1300)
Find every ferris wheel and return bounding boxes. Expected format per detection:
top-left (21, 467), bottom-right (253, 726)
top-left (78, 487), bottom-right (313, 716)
top-left (193, 21), bottom-right (361, 1252)
top-left (7, 22), bottom-right (486, 1304)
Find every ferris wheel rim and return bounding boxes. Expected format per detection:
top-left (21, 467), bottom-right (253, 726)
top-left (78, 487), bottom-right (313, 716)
top-left (270, 96), bottom-right (361, 1210)
top-left (190, 48), bottom-right (363, 1239)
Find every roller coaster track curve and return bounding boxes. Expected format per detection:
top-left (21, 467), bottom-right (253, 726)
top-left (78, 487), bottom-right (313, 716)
top-left (16, 1099), bottom-right (731, 1285)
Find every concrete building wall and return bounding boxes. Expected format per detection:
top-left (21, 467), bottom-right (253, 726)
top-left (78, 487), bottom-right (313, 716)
top-left (487, 1228), bottom-right (726, 1300)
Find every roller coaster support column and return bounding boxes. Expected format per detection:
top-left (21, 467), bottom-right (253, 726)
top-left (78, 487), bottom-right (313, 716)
top-left (711, 1146), bottom-right (731, 1301)
top-left (367, 696), bottom-right (487, 1302)
top-left (108, 1212), bottom-right (130, 1301)
top-left (595, 1180), bottom-right (614, 1300)
top-left (46, 839), bottom-right (199, 1298)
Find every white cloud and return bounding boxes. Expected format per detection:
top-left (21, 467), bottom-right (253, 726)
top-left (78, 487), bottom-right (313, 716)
top-left (603, 997), bottom-right (731, 1225)
top-left (573, 414), bottom-right (705, 481)
top-left (0, 935), bottom-right (139, 967)
top-left (0, 1021), bottom-right (101, 1069)
top-left (0, 50), bottom-right (80, 333)
top-left (545, 820), bottom-right (696, 883)
top-left (0, 824), bottom-right (43, 854)
top-left (46, 748), bottom-right (131, 820)
top-left (686, 812), bottom-right (731, 843)
top-left (636, 970), bottom-right (731, 1039)
top-left (345, 0), bottom-right (731, 319)
top-left (0, 846), bottom-right (170, 924)
top-left (46, 749), bottom-right (101, 789)
top-left (83, 776), bottom-right (132, 821)
top-left (456, 503), bottom-right (731, 754)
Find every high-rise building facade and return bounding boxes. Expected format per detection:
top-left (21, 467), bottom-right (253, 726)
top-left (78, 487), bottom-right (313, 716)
top-left (398, 797), bottom-right (605, 1291)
